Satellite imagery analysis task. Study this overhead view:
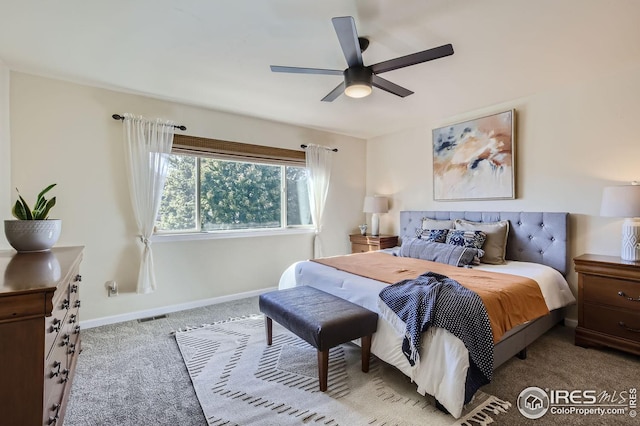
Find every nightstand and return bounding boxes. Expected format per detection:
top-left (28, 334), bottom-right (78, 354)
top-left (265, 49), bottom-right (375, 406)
top-left (574, 254), bottom-right (640, 355)
top-left (349, 234), bottom-right (398, 253)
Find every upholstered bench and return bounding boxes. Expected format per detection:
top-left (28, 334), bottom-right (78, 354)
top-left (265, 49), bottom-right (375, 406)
top-left (258, 286), bottom-right (378, 391)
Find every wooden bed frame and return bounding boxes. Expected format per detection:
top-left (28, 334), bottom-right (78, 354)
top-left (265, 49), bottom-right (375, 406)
top-left (399, 211), bottom-right (570, 368)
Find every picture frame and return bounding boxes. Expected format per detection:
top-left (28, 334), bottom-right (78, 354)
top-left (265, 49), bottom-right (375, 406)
top-left (432, 109), bottom-right (515, 201)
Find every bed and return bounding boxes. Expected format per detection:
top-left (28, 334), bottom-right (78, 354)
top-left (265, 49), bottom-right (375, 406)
top-left (279, 211), bottom-right (576, 418)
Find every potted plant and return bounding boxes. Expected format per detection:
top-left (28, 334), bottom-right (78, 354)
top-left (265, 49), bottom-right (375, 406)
top-left (4, 184), bottom-right (61, 252)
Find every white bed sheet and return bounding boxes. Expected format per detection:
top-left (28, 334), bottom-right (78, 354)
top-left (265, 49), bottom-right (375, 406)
top-left (278, 256), bottom-right (575, 418)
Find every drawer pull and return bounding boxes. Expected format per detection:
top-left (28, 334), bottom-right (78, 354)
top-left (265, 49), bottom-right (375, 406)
top-left (61, 368), bottom-right (70, 383)
top-left (74, 325), bottom-right (81, 334)
top-left (50, 361), bottom-right (61, 378)
top-left (71, 284), bottom-right (79, 293)
top-left (69, 314), bottom-right (77, 324)
top-left (49, 318), bottom-right (62, 333)
top-left (618, 321), bottom-right (640, 333)
top-left (74, 300), bottom-right (81, 308)
top-left (75, 274), bottom-right (82, 282)
top-left (618, 291), bottom-right (640, 302)
top-left (61, 299), bottom-right (70, 310)
top-left (48, 402), bottom-right (61, 423)
top-left (68, 342), bottom-right (76, 355)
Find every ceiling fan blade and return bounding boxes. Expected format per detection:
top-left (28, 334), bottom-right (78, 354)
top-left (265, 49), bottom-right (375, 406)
top-left (270, 65), bottom-right (343, 76)
top-left (332, 16), bottom-right (363, 68)
top-left (372, 75), bottom-right (413, 98)
top-left (370, 44), bottom-right (454, 74)
top-left (321, 82), bottom-right (346, 102)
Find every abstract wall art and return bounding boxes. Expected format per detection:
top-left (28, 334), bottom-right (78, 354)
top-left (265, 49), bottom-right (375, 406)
top-left (432, 109), bottom-right (515, 201)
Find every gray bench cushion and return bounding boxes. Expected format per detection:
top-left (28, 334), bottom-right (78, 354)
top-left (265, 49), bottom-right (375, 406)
top-left (259, 286), bottom-right (378, 351)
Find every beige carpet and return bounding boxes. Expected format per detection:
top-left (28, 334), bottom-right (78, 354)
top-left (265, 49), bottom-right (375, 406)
top-left (175, 315), bottom-right (511, 426)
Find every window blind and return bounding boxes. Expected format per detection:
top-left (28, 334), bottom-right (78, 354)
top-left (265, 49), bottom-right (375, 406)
top-left (172, 134), bottom-right (306, 166)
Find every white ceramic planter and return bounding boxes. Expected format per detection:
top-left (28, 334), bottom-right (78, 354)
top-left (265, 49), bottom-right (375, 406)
top-left (4, 219), bottom-right (62, 252)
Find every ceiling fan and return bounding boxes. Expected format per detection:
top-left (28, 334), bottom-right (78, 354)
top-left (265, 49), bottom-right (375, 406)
top-left (270, 16), bottom-right (454, 102)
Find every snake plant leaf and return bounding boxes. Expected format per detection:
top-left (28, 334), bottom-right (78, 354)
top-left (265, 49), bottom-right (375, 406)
top-left (12, 200), bottom-right (28, 220)
top-left (37, 183), bottom-right (57, 201)
top-left (34, 196), bottom-right (47, 212)
top-left (38, 197), bottom-right (56, 220)
top-left (17, 194), bottom-right (33, 220)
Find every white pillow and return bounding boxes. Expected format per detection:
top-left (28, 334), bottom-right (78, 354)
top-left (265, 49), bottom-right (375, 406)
top-left (421, 218), bottom-right (454, 230)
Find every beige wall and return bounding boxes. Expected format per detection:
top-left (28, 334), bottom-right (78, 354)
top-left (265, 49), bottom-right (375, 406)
top-left (9, 72), bottom-right (366, 322)
top-left (366, 65), bottom-right (640, 319)
top-left (0, 62), bottom-right (10, 249)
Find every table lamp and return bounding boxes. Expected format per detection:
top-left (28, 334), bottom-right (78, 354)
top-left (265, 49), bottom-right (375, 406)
top-left (600, 183), bottom-right (640, 261)
top-left (363, 196), bottom-right (388, 237)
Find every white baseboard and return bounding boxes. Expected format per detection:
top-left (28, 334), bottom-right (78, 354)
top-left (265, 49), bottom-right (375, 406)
top-left (80, 287), bottom-right (276, 329)
top-left (564, 318), bottom-right (578, 328)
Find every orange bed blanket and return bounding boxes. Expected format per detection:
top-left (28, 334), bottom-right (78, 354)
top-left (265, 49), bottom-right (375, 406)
top-left (311, 252), bottom-right (550, 343)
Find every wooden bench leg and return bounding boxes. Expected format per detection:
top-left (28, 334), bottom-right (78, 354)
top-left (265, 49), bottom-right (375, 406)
top-left (265, 316), bottom-right (272, 346)
top-left (361, 335), bottom-right (372, 373)
top-left (317, 349), bottom-right (329, 391)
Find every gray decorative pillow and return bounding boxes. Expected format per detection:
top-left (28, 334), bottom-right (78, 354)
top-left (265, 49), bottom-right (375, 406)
top-left (454, 219), bottom-right (509, 265)
top-left (399, 238), bottom-right (480, 267)
top-left (421, 218), bottom-right (454, 230)
top-left (415, 228), bottom-right (449, 243)
top-left (445, 230), bottom-right (487, 250)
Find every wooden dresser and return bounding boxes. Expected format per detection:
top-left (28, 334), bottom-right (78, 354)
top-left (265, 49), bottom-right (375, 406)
top-left (349, 234), bottom-right (398, 253)
top-left (0, 246), bottom-right (83, 425)
top-left (574, 254), bottom-right (640, 355)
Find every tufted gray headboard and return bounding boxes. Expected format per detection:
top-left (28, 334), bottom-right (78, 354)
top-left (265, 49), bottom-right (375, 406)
top-left (399, 211), bottom-right (569, 276)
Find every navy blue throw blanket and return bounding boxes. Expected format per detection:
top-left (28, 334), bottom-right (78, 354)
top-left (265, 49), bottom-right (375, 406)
top-left (379, 271), bottom-right (494, 404)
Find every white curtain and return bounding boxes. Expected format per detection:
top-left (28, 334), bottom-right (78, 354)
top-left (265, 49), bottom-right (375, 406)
top-left (305, 144), bottom-right (334, 258)
top-left (122, 113), bottom-right (175, 294)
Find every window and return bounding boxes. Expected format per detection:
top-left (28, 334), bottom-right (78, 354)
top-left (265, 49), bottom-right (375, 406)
top-left (155, 135), bottom-right (311, 233)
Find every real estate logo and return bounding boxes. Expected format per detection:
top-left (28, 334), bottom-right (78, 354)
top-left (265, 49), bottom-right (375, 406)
top-left (517, 386), bottom-right (550, 419)
top-left (518, 386), bottom-right (636, 419)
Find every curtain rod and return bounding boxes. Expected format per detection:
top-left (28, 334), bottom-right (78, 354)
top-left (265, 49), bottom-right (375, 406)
top-left (300, 144), bottom-right (338, 152)
top-left (112, 114), bottom-right (187, 131)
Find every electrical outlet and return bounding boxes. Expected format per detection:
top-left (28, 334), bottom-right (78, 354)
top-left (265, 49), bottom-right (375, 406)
top-left (106, 280), bottom-right (118, 297)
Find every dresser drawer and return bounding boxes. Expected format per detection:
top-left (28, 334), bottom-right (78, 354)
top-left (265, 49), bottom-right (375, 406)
top-left (0, 292), bottom-right (46, 320)
top-left (583, 303), bottom-right (640, 343)
top-left (352, 243), bottom-right (374, 253)
top-left (44, 340), bottom-right (68, 426)
top-left (583, 275), bottom-right (640, 309)
top-left (45, 308), bottom-right (68, 360)
top-left (65, 307), bottom-right (80, 359)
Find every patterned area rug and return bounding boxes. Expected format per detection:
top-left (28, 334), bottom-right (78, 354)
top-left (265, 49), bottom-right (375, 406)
top-left (174, 316), bottom-right (510, 426)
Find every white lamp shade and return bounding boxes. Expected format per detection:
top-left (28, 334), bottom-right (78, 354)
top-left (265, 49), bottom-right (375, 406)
top-left (601, 184), bottom-right (640, 261)
top-left (363, 196), bottom-right (389, 214)
top-left (600, 185), bottom-right (640, 217)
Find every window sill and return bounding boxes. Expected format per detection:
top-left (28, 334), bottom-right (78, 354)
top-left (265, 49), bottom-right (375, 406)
top-left (151, 227), bottom-right (315, 243)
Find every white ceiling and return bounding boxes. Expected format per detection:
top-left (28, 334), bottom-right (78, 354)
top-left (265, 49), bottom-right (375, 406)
top-left (1, 0), bottom-right (640, 139)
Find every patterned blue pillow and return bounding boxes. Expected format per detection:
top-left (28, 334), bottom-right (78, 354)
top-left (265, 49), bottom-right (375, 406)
top-left (415, 228), bottom-right (449, 243)
top-left (446, 230), bottom-right (487, 250)
top-left (400, 238), bottom-right (480, 267)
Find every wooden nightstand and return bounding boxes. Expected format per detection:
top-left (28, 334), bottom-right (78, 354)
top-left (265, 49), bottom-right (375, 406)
top-left (349, 234), bottom-right (398, 253)
top-left (574, 254), bottom-right (640, 355)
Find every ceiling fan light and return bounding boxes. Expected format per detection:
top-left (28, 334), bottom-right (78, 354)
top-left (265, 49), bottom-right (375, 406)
top-left (345, 83), bottom-right (372, 98)
top-left (343, 67), bottom-right (373, 99)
